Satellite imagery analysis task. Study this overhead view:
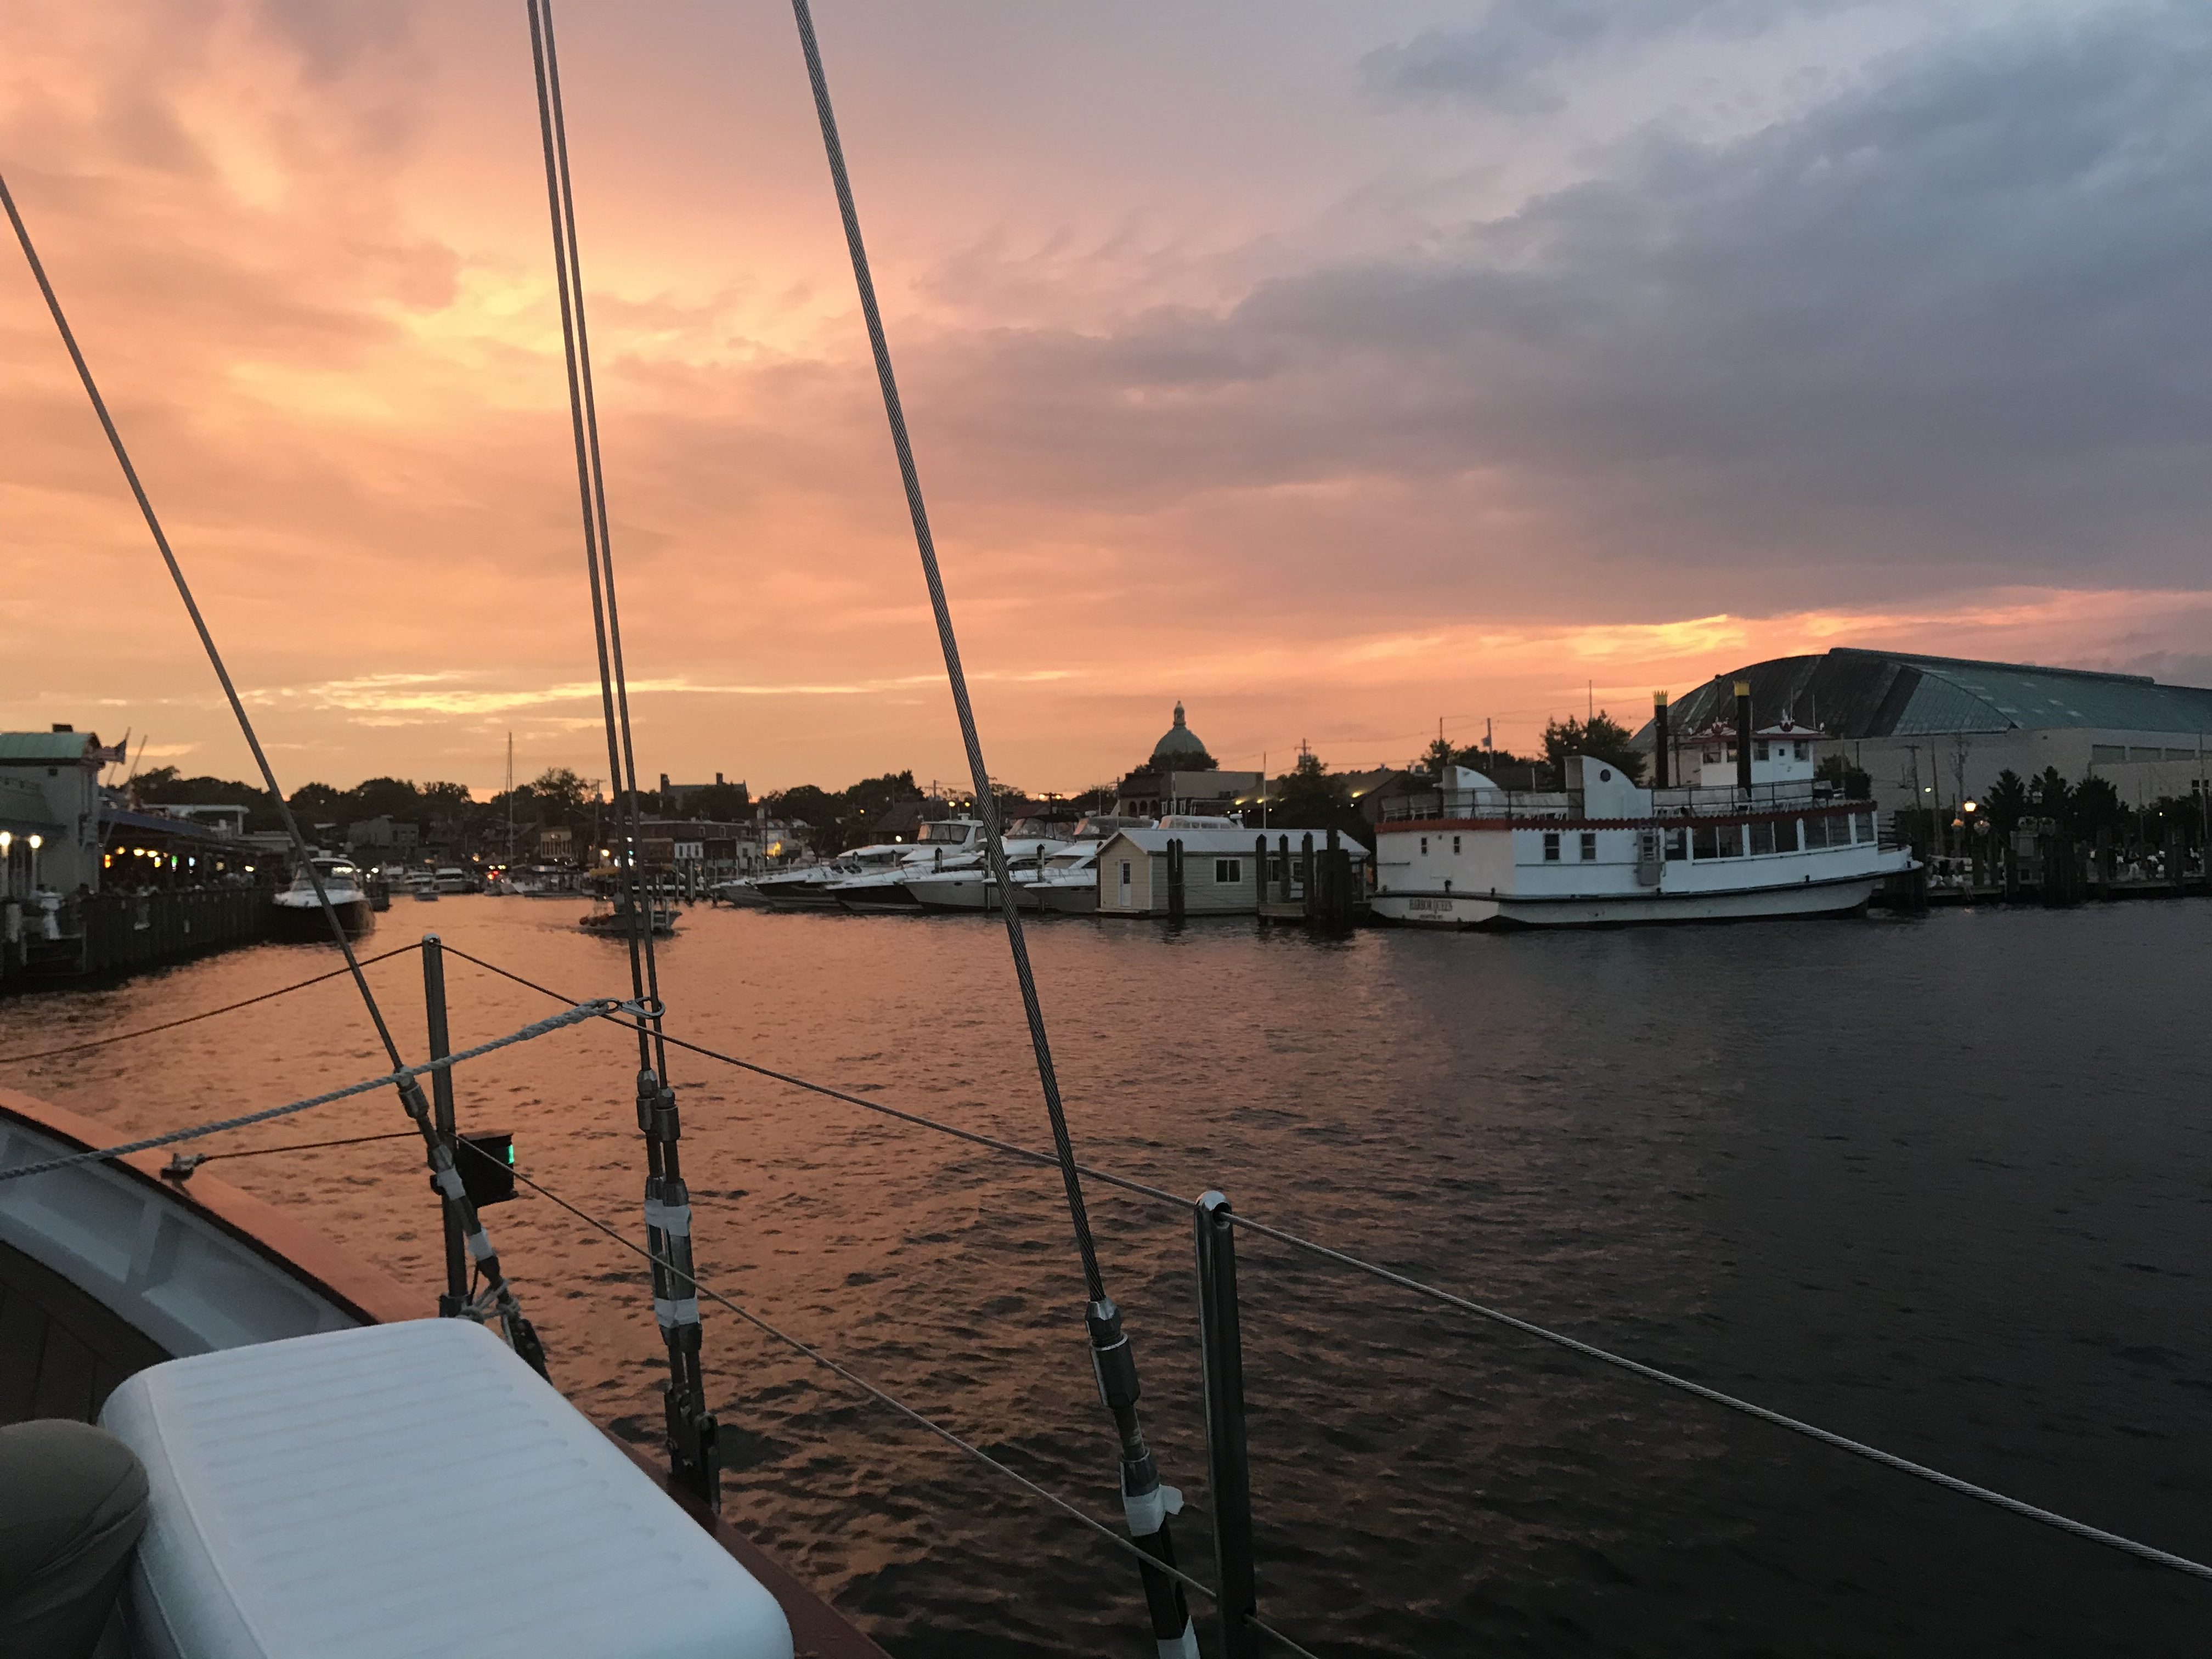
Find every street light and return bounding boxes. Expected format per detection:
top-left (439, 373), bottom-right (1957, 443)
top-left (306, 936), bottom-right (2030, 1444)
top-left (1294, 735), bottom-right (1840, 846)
top-left (27, 833), bottom-right (42, 892)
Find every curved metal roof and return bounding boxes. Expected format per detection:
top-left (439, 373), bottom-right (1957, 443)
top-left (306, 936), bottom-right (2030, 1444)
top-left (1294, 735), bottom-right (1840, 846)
top-left (1640, 649), bottom-right (2212, 743)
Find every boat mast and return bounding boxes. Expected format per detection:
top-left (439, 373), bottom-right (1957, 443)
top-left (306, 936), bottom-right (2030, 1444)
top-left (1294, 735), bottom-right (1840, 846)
top-left (504, 732), bottom-right (515, 871)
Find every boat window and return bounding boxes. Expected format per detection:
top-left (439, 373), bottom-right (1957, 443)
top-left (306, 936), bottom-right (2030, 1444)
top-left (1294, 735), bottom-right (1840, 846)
top-left (1854, 811), bottom-right (1876, 843)
top-left (1452, 835), bottom-right (1461, 855)
top-left (918, 822), bottom-right (970, 844)
top-left (1692, 823), bottom-right (1718, 860)
top-left (1420, 836), bottom-right (1428, 855)
top-left (1664, 828), bottom-right (1688, 860)
top-left (1578, 832), bottom-right (1596, 861)
top-left (1795, 742), bottom-right (1810, 760)
top-left (1804, 815), bottom-right (1833, 849)
top-left (1748, 820), bottom-right (1776, 856)
top-left (1716, 823), bottom-right (1743, 858)
top-left (1215, 858), bottom-right (1242, 884)
top-left (1542, 831), bottom-right (1560, 862)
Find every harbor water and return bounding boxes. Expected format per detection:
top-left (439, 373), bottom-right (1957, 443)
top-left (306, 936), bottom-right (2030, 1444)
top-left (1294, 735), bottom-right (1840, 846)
top-left (3, 901), bottom-right (2208, 1656)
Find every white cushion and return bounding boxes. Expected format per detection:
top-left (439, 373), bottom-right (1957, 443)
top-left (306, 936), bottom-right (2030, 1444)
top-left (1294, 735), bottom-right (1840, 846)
top-left (100, 1319), bottom-right (792, 1659)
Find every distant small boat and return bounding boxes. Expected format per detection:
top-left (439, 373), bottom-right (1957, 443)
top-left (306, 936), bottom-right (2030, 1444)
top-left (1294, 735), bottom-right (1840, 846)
top-left (579, 897), bottom-right (677, 938)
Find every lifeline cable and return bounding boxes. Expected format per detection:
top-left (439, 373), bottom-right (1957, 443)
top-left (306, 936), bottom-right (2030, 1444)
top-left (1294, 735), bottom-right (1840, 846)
top-left (524, 0), bottom-right (717, 1502)
top-left (778, 20), bottom-right (1204, 1636)
top-left (2, 166), bottom-right (549, 1367)
top-left (1223, 1211), bottom-right (2212, 1586)
top-left (450, 1138), bottom-right (1221, 1610)
top-left (0, 943), bottom-right (420, 1065)
top-left (438, 944), bottom-right (1189, 1211)
top-left (445, 943), bottom-right (2212, 1592)
top-left (0, 998), bottom-right (629, 1185)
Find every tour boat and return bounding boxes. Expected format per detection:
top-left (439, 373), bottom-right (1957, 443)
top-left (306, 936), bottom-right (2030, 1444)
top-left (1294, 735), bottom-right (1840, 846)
top-left (1370, 719), bottom-right (1914, 928)
top-left (267, 857), bottom-right (374, 940)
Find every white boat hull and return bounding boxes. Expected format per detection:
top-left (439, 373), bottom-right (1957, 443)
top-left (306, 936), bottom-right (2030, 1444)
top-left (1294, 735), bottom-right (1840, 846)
top-left (1372, 872), bottom-right (1887, 929)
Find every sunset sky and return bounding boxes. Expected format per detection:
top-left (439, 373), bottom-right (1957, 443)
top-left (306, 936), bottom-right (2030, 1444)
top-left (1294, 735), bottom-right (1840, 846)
top-left (4, 1), bottom-right (2209, 799)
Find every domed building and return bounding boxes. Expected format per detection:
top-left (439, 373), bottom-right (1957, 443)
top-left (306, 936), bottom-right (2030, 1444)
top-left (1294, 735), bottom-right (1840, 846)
top-left (1148, 702), bottom-right (1216, 771)
top-left (1111, 703), bottom-right (1261, 821)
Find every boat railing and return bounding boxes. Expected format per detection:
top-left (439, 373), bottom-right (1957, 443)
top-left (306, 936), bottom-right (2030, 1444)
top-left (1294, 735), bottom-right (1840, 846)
top-left (1378, 780), bottom-right (1842, 824)
top-left (11, 934), bottom-right (2199, 1657)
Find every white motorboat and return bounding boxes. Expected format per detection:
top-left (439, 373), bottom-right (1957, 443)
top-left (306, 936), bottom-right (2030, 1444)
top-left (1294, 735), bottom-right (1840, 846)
top-left (824, 819), bottom-right (990, 911)
top-left (900, 839), bottom-right (1066, 912)
top-left (1371, 701), bottom-right (1915, 928)
top-left (1017, 842), bottom-right (1103, 914)
top-left (269, 855), bottom-right (375, 939)
top-left (751, 845), bottom-right (907, 907)
top-left (434, 866), bottom-right (475, 894)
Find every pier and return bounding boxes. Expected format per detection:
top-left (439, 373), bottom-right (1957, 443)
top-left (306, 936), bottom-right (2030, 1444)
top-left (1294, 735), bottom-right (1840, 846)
top-left (1, 887), bottom-right (274, 991)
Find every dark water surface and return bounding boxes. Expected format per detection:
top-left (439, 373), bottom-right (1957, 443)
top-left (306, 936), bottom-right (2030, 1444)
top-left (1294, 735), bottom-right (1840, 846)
top-left (4, 899), bottom-right (2208, 1656)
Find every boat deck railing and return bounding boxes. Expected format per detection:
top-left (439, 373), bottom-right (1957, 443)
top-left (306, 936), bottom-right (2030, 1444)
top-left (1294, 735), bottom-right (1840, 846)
top-left (6, 934), bottom-right (2205, 1659)
top-left (1378, 780), bottom-right (1859, 824)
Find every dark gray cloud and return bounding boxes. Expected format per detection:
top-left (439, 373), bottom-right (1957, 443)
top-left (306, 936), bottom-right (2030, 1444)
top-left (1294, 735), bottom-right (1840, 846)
top-left (896, 5), bottom-right (2212, 611)
top-left (1359, 0), bottom-right (1848, 115)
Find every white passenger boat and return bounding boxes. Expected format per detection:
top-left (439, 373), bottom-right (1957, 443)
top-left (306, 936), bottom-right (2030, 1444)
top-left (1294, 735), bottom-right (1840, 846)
top-left (268, 856), bottom-right (374, 939)
top-left (1370, 711), bottom-right (1914, 928)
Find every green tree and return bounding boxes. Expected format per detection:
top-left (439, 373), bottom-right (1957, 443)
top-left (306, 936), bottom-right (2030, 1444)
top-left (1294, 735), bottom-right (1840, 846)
top-left (1815, 754), bottom-right (1872, 800)
top-left (1540, 712), bottom-right (1646, 786)
top-left (1421, 735), bottom-right (1457, 776)
top-left (2068, 775), bottom-right (2126, 838)
top-left (2029, 766), bottom-right (2072, 822)
top-left (1271, 750), bottom-right (1369, 842)
top-left (1980, 769), bottom-right (2027, 838)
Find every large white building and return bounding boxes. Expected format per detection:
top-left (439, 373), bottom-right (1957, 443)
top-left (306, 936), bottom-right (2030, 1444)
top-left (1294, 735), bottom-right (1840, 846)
top-left (1641, 649), bottom-right (2212, 812)
top-left (0, 728), bottom-right (121, 897)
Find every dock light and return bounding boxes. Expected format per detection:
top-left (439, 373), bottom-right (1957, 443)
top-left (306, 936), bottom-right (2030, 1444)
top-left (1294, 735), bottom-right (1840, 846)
top-left (1962, 800), bottom-right (1976, 813)
top-left (0, 831), bottom-right (10, 853)
top-left (27, 834), bottom-right (40, 850)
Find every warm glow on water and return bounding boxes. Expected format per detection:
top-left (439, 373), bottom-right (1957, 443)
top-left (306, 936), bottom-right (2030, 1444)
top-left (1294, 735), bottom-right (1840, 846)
top-left (5, 899), bottom-right (2208, 1653)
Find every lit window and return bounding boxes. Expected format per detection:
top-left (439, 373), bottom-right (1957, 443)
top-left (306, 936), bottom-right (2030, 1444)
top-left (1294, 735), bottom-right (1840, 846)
top-left (1214, 859), bottom-right (1242, 884)
top-left (1579, 832), bottom-right (1596, 861)
top-left (1542, 831), bottom-right (1560, 861)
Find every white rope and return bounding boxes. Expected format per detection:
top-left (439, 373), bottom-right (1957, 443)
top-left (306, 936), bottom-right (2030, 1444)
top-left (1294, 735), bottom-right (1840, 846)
top-left (0, 999), bottom-right (635, 1184)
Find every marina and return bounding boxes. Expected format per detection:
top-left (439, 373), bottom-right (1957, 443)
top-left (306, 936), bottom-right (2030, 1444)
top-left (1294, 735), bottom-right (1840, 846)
top-left (4, 2), bottom-right (2211, 1656)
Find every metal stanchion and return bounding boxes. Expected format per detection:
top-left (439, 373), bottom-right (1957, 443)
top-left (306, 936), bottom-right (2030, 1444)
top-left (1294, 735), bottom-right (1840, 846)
top-left (421, 934), bottom-right (467, 1318)
top-left (1195, 1190), bottom-right (1259, 1658)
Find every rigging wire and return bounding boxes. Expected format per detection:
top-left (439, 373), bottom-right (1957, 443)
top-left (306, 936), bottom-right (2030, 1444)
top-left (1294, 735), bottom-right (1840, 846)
top-left (0, 944), bottom-right (421, 1065)
top-left (0, 997), bottom-right (633, 1186)
top-left (784, 0), bottom-right (1106, 1307)
top-left (180, 1128), bottom-right (420, 1165)
top-left (522, 0), bottom-right (667, 1084)
top-left (449, 1139), bottom-right (1220, 1608)
top-left (0, 170), bottom-right (409, 1076)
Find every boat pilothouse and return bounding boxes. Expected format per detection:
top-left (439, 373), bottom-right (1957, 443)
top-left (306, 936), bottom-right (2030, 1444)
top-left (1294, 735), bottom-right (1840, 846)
top-left (1372, 715), bottom-right (1914, 928)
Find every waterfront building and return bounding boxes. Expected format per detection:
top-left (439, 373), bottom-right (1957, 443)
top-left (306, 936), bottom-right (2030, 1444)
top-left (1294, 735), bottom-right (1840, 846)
top-left (0, 727), bottom-right (122, 896)
top-left (1092, 823), bottom-right (1367, 916)
top-left (1644, 649), bottom-right (2212, 812)
top-left (1111, 703), bottom-right (1262, 820)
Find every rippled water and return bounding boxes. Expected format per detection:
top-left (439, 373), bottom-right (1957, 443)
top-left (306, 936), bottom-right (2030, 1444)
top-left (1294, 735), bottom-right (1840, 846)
top-left (4, 898), bottom-right (2209, 1656)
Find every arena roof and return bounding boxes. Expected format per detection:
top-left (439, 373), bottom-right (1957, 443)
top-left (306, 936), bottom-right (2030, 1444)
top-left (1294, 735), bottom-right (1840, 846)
top-left (1640, 649), bottom-right (2212, 744)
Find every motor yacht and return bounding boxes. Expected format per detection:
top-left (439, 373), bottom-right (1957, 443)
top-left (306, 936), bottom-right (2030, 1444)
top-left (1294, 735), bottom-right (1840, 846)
top-left (820, 820), bottom-right (989, 911)
top-left (1017, 842), bottom-right (1104, 914)
top-left (268, 856), bottom-right (375, 940)
top-left (899, 839), bottom-right (1066, 912)
top-left (750, 845), bottom-right (907, 907)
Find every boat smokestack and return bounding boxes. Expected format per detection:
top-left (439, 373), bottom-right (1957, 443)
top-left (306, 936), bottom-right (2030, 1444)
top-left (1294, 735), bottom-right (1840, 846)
top-left (1734, 679), bottom-right (1753, 793)
top-left (1652, 690), bottom-right (1670, 789)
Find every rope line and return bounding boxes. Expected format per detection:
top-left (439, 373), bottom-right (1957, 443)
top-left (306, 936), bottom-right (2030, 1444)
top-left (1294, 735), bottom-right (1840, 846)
top-left (1245, 1614), bottom-right (1327, 1659)
top-left (0, 944), bottom-right (420, 1065)
top-left (0, 999), bottom-right (630, 1185)
top-left (0, 170), bottom-right (411, 1075)
top-left (449, 1139), bottom-right (1218, 1606)
top-left (437, 946), bottom-right (1188, 1211)
top-left (786, 0), bottom-right (1106, 1306)
top-left (1223, 1212), bottom-right (2212, 1584)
